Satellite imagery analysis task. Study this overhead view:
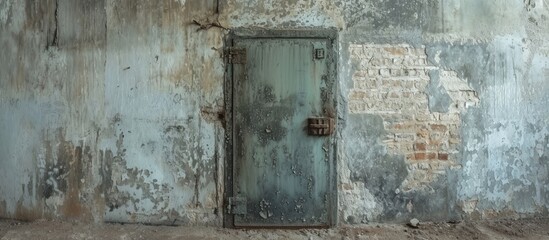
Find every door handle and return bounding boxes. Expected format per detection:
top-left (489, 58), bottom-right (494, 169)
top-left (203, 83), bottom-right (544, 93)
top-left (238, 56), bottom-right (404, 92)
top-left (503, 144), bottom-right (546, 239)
top-left (307, 117), bottom-right (335, 136)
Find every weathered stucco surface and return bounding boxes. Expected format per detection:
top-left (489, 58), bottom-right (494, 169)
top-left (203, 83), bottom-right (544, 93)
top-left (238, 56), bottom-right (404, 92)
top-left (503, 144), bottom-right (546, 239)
top-left (0, 0), bottom-right (225, 225)
top-left (0, 0), bottom-right (548, 225)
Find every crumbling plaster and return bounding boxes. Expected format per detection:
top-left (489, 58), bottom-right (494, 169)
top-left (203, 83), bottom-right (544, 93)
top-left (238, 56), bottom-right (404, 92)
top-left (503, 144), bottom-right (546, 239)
top-left (0, 0), bottom-right (548, 225)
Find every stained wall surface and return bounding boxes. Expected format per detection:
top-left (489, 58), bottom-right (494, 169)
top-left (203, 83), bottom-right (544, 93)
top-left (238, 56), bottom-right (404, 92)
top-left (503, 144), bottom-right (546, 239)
top-left (0, 0), bottom-right (548, 225)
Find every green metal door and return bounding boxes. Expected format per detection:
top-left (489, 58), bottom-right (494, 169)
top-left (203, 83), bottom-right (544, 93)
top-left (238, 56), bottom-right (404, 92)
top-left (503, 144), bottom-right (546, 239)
top-left (227, 36), bottom-right (336, 228)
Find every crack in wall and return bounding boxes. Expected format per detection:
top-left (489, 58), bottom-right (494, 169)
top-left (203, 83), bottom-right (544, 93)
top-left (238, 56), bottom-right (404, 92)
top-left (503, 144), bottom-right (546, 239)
top-left (47, 0), bottom-right (59, 49)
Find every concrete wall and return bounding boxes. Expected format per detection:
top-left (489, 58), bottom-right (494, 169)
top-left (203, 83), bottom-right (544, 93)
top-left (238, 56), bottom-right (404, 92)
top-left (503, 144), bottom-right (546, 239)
top-left (0, 0), bottom-right (548, 225)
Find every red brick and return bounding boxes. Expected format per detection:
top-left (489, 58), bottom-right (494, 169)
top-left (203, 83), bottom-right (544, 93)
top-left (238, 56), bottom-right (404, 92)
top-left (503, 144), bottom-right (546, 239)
top-left (414, 143), bottom-right (427, 151)
top-left (414, 152), bottom-right (426, 160)
top-left (438, 153), bottom-right (449, 161)
top-left (391, 123), bottom-right (415, 132)
top-left (426, 152), bottom-right (437, 160)
top-left (384, 47), bottom-right (407, 56)
top-left (430, 124), bottom-right (448, 132)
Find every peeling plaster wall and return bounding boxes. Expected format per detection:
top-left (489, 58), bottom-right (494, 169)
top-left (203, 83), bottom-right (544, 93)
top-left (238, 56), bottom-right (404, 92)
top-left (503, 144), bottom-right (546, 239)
top-left (1, 0), bottom-right (225, 225)
top-left (0, 0), bottom-right (548, 225)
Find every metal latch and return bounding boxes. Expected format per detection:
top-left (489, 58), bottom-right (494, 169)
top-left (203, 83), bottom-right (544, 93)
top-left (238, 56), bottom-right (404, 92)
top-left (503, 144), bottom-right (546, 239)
top-left (228, 48), bottom-right (247, 64)
top-left (307, 117), bottom-right (335, 136)
top-left (227, 196), bottom-right (247, 215)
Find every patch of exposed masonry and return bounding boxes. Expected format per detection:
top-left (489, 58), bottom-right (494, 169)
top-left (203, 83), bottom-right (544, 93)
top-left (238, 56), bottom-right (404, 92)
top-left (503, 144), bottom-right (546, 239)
top-left (348, 44), bottom-right (479, 187)
top-left (342, 43), bottom-right (479, 223)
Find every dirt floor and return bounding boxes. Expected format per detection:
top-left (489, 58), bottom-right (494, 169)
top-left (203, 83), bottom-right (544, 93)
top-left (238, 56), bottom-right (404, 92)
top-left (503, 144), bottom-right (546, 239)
top-left (1, 218), bottom-right (549, 240)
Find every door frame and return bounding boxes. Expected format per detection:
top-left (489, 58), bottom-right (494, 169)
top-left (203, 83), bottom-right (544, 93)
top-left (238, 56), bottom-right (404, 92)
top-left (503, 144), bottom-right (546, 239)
top-left (223, 29), bottom-right (339, 228)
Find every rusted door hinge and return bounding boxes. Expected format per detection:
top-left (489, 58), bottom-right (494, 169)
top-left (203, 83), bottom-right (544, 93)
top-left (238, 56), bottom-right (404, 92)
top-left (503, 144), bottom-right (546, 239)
top-left (228, 48), bottom-right (247, 64)
top-left (227, 196), bottom-right (247, 215)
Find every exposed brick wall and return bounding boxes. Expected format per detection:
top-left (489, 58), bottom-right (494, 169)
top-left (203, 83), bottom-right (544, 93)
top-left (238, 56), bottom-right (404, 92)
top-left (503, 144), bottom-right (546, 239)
top-left (349, 44), bottom-right (479, 191)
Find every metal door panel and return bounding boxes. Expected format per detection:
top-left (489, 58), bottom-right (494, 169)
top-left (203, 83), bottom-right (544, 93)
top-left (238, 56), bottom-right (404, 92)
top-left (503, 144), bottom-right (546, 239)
top-left (230, 37), bottom-right (335, 227)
